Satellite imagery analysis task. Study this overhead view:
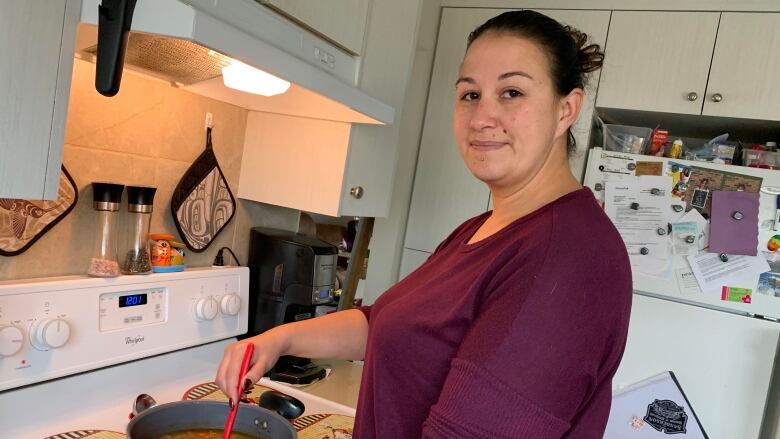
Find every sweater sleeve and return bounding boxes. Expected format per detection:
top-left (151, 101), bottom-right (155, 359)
top-left (421, 251), bottom-right (631, 438)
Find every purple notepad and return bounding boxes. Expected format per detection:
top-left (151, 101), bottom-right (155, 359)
top-left (709, 191), bottom-right (759, 256)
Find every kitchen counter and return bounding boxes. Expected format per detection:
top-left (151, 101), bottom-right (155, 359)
top-left (292, 359), bottom-right (364, 408)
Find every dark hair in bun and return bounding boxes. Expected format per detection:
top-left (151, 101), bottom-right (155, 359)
top-left (467, 10), bottom-right (605, 153)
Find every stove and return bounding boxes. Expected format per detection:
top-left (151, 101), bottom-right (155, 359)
top-left (0, 268), bottom-right (355, 439)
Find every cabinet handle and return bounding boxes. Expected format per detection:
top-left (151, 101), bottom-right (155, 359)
top-left (686, 92), bottom-right (698, 102)
top-left (350, 186), bottom-right (364, 199)
top-left (711, 93), bottom-right (723, 103)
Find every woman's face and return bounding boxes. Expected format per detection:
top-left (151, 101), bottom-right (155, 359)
top-left (453, 33), bottom-right (580, 192)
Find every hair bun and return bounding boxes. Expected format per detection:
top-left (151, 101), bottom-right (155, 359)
top-left (564, 26), bottom-right (605, 74)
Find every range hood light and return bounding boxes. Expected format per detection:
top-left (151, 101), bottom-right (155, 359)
top-left (221, 60), bottom-right (291, 96)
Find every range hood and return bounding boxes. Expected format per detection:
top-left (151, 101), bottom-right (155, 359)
top-left (75, 0), bottom-right (394, 125)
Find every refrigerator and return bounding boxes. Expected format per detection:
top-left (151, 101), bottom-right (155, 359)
top-left (583, 147), bottom-right (780, 439)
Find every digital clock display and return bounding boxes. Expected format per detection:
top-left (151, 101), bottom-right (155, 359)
top-left (119, 293), bottom-right (148, 308)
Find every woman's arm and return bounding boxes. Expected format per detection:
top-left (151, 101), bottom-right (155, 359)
top-left (216, 308), bottom-right (369, 404)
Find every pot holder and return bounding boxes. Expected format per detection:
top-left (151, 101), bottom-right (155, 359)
top-left (0, 166), bottom-right (78, 256)
top-left (171, 127), bottom-right (236, 252)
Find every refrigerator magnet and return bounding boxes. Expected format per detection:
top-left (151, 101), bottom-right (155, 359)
top-left (721, 286), bottom-right (752, 304)
top-left (768, 235), bottom-right (780, 252)
top-left (690, 179), bottom-right (710, 210)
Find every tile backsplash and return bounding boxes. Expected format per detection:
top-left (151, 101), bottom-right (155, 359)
top-left (0, 59), bottom-right (300, 280)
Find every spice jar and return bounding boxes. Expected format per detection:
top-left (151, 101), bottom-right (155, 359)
top-left (150, 233), bottom-right (186, 272)
top-left (122, 186), bottom-right (156, 274)
top-left (150, 233), bottom-right (175, 267)
top-left (88, 182), bottom-right (124, 277)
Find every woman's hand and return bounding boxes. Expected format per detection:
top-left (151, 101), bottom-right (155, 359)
top-left (215, 309), bottom-right (370, 404)
top-left (215, 328), bottom-right (288, 404)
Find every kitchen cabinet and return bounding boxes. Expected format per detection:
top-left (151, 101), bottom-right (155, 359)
top-left (596, 11), bottom-right (719, 115)
top-left (598, 11), bottom-right (780, 122)
top-left (259, 0), bottom-right (369, 55)
top-left (238, 0), bottom-right (421, 218)
top-left (0, 0), bottom-right (80, 200)
top-left (402, 8), bottom-right (611, 256)
top-left (702, 12), bottom-right (780, 121)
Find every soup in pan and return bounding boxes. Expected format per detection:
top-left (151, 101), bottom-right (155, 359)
top-left (156, 430), bottom-right (261, 439)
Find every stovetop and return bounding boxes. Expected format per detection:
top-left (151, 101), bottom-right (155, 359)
top-left (0, 339), bottom-right (355, 439)
top-left (0, 268), bottom-right (355, 439)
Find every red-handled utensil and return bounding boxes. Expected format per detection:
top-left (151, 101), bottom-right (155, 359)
top-left (223, 343), bottom-right (255, 439)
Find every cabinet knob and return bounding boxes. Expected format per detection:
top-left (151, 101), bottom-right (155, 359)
top-left (711, 93), bottom-right (723, 103)
top-left (350, 186), bottom-right (364, 199)
top-left (686, 92), bottom-right (698, 102)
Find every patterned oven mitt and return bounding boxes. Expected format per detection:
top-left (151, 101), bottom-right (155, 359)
top-left (171, 127), bottom-right (236, 252)
top-left (0, 166), bottom-right (78, 256)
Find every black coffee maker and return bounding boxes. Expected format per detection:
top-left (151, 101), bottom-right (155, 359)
top-left (245, 227), bottom-right (337, 384)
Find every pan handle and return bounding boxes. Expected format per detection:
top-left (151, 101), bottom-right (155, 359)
top-left (95, 0), bottom-right (138, 96)
top-left (258, 391), bottom-right (305, 419)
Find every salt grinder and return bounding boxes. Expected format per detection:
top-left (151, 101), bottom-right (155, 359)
top-left (88, 182), bottom-right (124, 277)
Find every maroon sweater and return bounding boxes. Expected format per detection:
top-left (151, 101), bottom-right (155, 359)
top-left (353, 188), bottom-right (632, 438)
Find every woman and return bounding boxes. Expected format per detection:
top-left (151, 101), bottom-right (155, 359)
top-left (217, 10), bottom-right (632, 438)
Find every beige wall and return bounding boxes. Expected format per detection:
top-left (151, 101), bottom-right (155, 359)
top-left (0, 59), bottom-right (300, 281)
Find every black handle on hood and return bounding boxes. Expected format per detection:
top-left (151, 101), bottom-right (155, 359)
top-left (95, 0), bottom-right (137, 96)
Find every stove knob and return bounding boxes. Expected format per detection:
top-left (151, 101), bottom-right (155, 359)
top-left (194, 297), bottom-right (219, 321)
top-left (29, 318), bottom-right (71, 351)
top-left (220, 294), bottom-right (241, 316)
top-left (0, 325), bottom-right (24, 358)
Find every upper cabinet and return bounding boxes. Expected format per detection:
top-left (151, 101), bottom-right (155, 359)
top-left (0, 0), bottom-right (79, 200)
top-left (703, 13), bottom-right (780, 121)
top-left (596, 11), bottom-right (719, 115)
top-left (259, 0), bottom-right (369, 55)
top-left (597, 11), bottom-right (780, 122)
top-left (238, 0), bottom-right (421, 218)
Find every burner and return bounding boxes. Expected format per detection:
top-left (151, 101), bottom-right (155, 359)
top-left (44, 431), bottom-right (124, 439)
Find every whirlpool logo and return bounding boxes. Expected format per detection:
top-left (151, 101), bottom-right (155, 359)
top-left (125, 335), bottom-right (145, 346)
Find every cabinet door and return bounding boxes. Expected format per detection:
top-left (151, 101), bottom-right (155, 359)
top-left (533, 9), bottom-right (611, 181)
top-left (260, 0), bottom-right (369, 55)
top-left (0, 0), bottom-right (78, 200)
top-left (596, 11), bottom-right (719, 115)
top-left (338, 0), bottom-right (421, 218)
top-left (403, 8), bottom-right (502, 253)
top-left (703, 12), bottom-right (780, 121)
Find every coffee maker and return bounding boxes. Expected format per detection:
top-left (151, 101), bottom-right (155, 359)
top-left (245, 227), bottom-right (337, 384)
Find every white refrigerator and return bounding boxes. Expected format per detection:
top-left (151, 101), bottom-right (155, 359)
top-left (583, 147), bottom-right (780, 439)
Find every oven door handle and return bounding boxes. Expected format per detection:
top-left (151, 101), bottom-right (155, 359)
top-left (95, 0), bottom-right (138, 96)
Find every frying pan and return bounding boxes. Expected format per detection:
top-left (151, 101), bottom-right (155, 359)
top-left (127, 390), bottom-right (303, 439)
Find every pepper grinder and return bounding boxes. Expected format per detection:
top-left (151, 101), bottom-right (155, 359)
top-left (123, 186), bottom-right (156, 274)
top-left (88, 182), bottom-right (124, 277)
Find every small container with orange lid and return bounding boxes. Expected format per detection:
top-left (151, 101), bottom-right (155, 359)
top-left (150, 233), bottom-right (186, 272)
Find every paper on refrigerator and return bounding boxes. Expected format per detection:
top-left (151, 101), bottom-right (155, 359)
top-left (686, 252), bottom-right (770, 292)
top-left (605, 176), bottom-right (673, 278)
top-left (679, 208), bottom-right (709, 250)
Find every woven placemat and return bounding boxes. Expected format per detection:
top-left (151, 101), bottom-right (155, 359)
top-left (182, 381), bottom-right (275, 405)
top-left (294, 413), bottom-right (355, 438)
top-left (44, 431), bottom-right (124, 439)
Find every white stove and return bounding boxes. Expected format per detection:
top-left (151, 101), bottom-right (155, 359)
top-left (0, 267), bottom-right (355, 439)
